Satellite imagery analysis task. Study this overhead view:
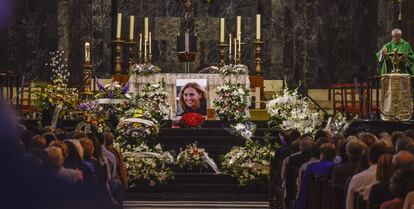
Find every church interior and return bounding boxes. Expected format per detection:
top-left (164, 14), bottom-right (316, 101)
top-left (1, 0), bottom-right (414, 209)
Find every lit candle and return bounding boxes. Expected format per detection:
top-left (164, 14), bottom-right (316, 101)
top-left (236, 16), bottom-right (241, 41)
top-left (149, 32), bottom-right (152, 54)
top-left (256, 14), bottom-right (261, 40)
top-left (129, 15), bottom-right (134, 40)
top-left (116, 13), bottom-right (122, 39)
top-left (85, 42), bottom-right (90, 63)
top-left (220, 18), bottom-right (225, 43)
top-left (144, 17), bottom-right (149, 38)
top-left (229, 33), bottom-right (232, 56)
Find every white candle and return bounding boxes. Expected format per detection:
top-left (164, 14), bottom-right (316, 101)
top-left (234, 38), bottom-right (237, 60)
top-left (229, 33), bottom-right (232, 56)
top-left (149, 32), bottom-right (152, 54)
top-left (236, 16), bottom-right (241, 40)
top-left (85, 42), bottom-right (90, 62)
top-left (256, 14), bottom-right (261, 40)
top-left (139, 33), bottom-right (142, 53)
top-left (144, 35), bottom-right (147, 58)
top-left (116, 13), bottom-right (122, 39)
top-left (144, 17), bottom-right (149, 38)
top-left (238, 33), bottom-right (241, 53)
top-left (220, 18), bottom-right (225, 43)
top-left (129, 16), bottom-right (134, 40)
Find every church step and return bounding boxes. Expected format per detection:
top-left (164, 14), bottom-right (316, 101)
top-left (124, 194), bottom-right (268, 202)
top-left (172, 173), bottom-right (237, 184)
top-left (129, 183), bottom-right (268, 193)
top-left (124, 200), bottom-right (268, 208)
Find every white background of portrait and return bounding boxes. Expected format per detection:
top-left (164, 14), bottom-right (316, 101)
top-left (176, 79), bottom-right (208, 115)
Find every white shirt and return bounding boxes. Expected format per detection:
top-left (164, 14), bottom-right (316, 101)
top-left (346, 164), bottom-right (378, 209)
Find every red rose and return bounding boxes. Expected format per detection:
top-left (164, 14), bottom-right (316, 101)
top-left (181, 113), bottom-right (205, 127)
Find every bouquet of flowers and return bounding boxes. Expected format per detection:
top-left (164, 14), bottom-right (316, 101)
top-left (213, 82), bottom-right (250, 123)
top-left (131, 63), bottom-right (161, 76)
top-left (77, 100), bottom-right (111, 133)
top-left (180, 112), bottom-right (205, 128)
top-left (116, 108), bottom-right (160, 151)
top-left (140, 79), bottom-right (170, 121)
top-left (219, 64), bottom-right (249, 77)
top-left (33, 51), bottom-right (78, 118)
top-left (266, 87), bottom-right (320, 135)
top-left (325, 113), bottom-right (354, 135)
top-left (221, 140), bottom-right (273, 185)
top-left (231, 122), bottom-right (256, 140)
top-left (176, 143), bottom-right (219, 172)
top-left (95, 80), bottom-right (130, 100)
top-left (119, 143), bottom-right (174, 188)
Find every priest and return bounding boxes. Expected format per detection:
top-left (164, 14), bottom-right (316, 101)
top-left (376, 28), bottom-right (414, 75)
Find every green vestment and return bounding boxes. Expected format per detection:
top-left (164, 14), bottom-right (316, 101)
top-left (376, 38), bottom-right (414, 75)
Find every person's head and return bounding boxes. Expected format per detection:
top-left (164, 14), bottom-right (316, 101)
top-left (103, 132), bottom-right (115, 147)
top-left (346, 138), bottom-right (367, 162)
top-left (27, 135), bottom-right (47, 149)
top-left (391, 131), bottom-right (405, 148)
top-left (391, 28), bottom-right (402, 43)
top-left (390, 165), bottom-right (414, 199)
top-left (179, 82), bottom-right (206, 111)
top-left (46, 146), bottom-right (64, 169)
top-left (396, 137), bottom-right (414, 152)
top-left (289, 129), bottom-right (301, 143)
top-left (392, 151), bottom-right (414, 169)
top-left (359, 132), bottom-right (377, 147)
top-left (79, 138), bottom-right (95, 158)
top-left (404, 129), bottom-right (414, 139)
top-left (299, 136), bottom-right (314, 152)
top-left (368, 142), bottom-right (387, 165)
top-left (319, 142), bottom-right (336, 161)
top-left (49, 140), bottom-right (69, 159)
top-left (376, 154), bottom-right (394, 183)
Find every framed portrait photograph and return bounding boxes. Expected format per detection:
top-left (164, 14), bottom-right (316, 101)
top-left (175, 79), bottom-right (208, 116)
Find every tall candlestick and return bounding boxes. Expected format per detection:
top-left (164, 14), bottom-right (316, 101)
top-left (220, 18), bottom-right (225, 43)
top-left (144, 17), bottom-right (149, 38)
top-left (236, 16), bottom-right (241, 40)
top-left (256, 14), bottom-right (261, 40)
top-left (149, 32), bottom-right (152, 54)
top-left (85, 42), bottom-right (90, 63)
top-left (129, 15), bottom-right (134, 40)
top-left (116, 13), bottom-right (122, 39)
top-left (229, 34), bottom-right (232, 56)
top-left (238, 33), bottom-right (241, 53)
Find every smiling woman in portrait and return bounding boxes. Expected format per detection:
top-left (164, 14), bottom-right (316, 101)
top-left (178, 82), bottom-right (207, 116)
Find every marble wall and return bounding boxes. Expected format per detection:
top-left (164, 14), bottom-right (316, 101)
top-left (0, 0), bottom-right (413, 88)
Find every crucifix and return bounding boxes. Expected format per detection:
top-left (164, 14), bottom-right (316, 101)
top-left (178, 0), bottom-right (197, 73)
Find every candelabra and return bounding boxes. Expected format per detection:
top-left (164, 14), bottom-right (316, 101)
top-left (126, 40), bottom-right (136, 73)
top-left (217, 42), bottom-right (228, 68)
top-left (113, 39), bottom-right (124, 75)
top-left (253, 39), bottom-right (264, 75)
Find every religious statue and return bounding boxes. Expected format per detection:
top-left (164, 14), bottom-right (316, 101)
top-left (177, 0), bottom-right (197, 71)
top-left (376, 28), bottom-right (414, 75)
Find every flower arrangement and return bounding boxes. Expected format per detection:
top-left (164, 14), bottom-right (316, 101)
top-left (325, 113), bottom-right (354, 135)
top-left (221, 140), bottom-right (273, 185)
top-left (231, 122), bottom-right (256, 140)
top-left (119, 143), bottom-right (174, 188)
top-left (176, 143), bottom-right (219, 172)
top-left (33, 51), bottom-right (78, 118)
top-left (131, 63), bottom-right (161, 76)
top-left (266, 87), bottom-right (320, 135)
top-left (219, 64), bottom-right (249, 77)
top-left (116, 108), bottom-right (160, 151)
top-left (95, 80), bottom-right (130, 100)
top-left (180, 112), bottom-right (205, 128)
top-left (140, 79), bottom-right (170, 121)
top-left (77, 100), bottom-right (111, 133)
top-left (213, 82), bottom-right (250, 123)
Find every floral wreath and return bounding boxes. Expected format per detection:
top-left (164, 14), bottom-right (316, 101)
top-left (131, 63), bottom-right (161, 76)
top-left (176, 142), bottom-right (220, 173)
top-left (213, 82), bottom-right (250, 123)
top-left (219, 64), bottom-right (249, 77)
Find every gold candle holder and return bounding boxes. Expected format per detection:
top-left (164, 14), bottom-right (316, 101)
top-left (235, 42), bottom-right (244, 65)
top-left (113, 39), bottom-right (124, 75)
top-left (80, 62), bottom-right (93, 99)
top-left (126, 40), bottom-right (136, 73)
top-left (217, 42), bottom-right (229, 68)
top-left (253, 39), bottom-right (264, 75)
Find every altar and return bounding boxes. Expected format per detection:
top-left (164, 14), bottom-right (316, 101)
top-left (129, 73), bottom-right (250, 115)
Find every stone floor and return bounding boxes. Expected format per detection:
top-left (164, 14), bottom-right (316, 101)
top-left (123, 201), bottom-right (268, 209)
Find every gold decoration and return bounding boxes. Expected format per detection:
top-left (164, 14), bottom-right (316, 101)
top-left (380, 73), bottom-right (413, 121)
top-left (217, 42), bottom-right (228, 68)
top-left (113, 39), bottom-right (124, 75)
